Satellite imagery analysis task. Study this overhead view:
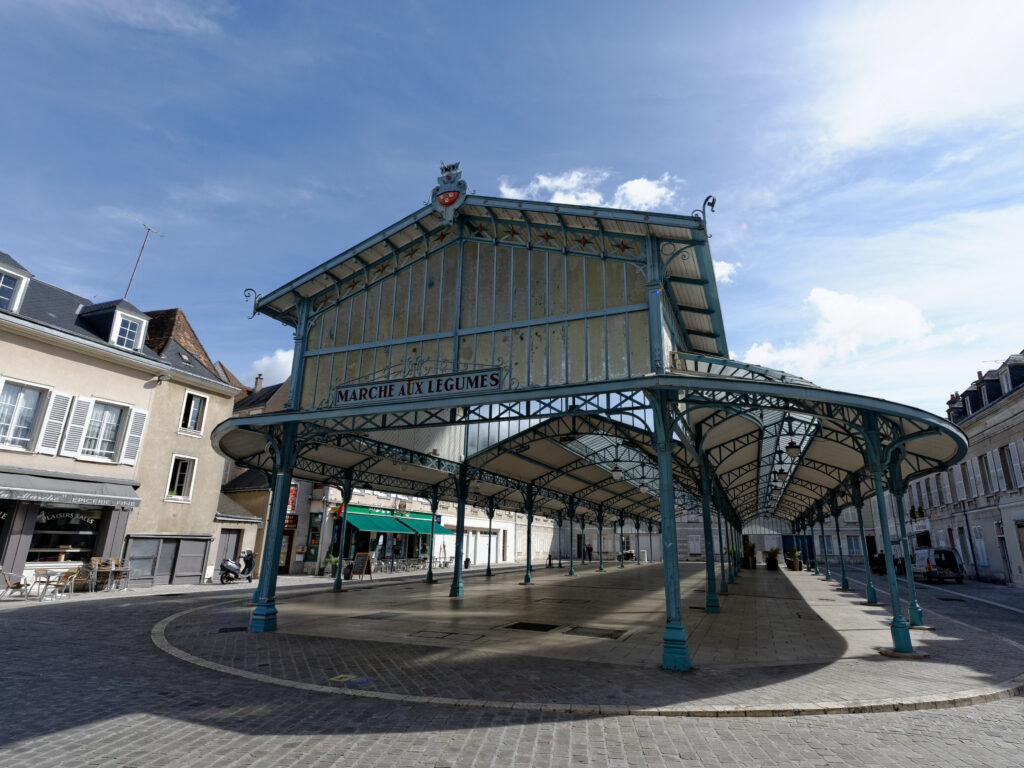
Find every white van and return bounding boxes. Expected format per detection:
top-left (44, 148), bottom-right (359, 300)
top-left (912, 547), bottom-right (966, 584)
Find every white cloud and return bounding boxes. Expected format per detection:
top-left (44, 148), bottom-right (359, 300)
top-left (743, 287), bottom-right (934, 378)
top-left (499, 168), bottom-right (685, 211)
top-left (47, 0), bottom-right (226, 35)
top-left (814, 1), bottom-right (1024, 149)
top-left (245, 349), bottom-right (293, 387)
top-left (713, 260), bottom-right (741, 284)
top-left (612, 174), bottom-right (683, 211)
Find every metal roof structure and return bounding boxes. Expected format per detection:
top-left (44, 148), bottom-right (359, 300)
top-left (217, 164), bottom-right (967, 667)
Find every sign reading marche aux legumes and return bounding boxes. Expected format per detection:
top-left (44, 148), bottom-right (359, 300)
top-left (335, 368), bottom-right (502, 405)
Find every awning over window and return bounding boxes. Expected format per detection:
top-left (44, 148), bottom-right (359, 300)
top-left (0, 470), bottom-right (140, 508)
top-left (341, 511), bottom-right (415, 535)
top-left (395, 516), bottom-right (455, 536)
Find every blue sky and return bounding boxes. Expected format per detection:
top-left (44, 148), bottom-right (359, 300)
top-left (2, 1), bottom-right (1022, 415)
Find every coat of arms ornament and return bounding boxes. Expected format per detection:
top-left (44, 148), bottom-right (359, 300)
top-left (431, 161), bottom-right (468, 225)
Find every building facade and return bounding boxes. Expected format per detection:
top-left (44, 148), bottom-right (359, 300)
top-left (0, 250), bottom-right (241, 586)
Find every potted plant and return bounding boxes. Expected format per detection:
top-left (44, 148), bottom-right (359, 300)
top-left (764, 547), bottom-right (781, 571)
top-left (323, 553), bottom-right (339, 578)
top-left (785, 547), bottom-right (802, 570)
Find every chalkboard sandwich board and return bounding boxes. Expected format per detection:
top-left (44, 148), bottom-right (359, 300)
top-left (351, 552), bottom-right (372, 580)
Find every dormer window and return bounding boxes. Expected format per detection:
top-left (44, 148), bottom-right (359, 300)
top-left (0, 272), bottom-right (18, 310)
top-left (0, 269), bottom-right (28, 313)
top-left (110, 309), bottom-right (147, 351)
top-left (116, 316), bottom-right (140, 349)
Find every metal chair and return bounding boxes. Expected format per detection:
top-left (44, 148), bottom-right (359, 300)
top-left (39, 569), bottom-right (76, 601)
top-left (1, 570), bottom-right (31, 600)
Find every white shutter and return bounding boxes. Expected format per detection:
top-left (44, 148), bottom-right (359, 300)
top-left (1008, 441), bottom-right (1024, 489)
top-left (953, 464), bottom-right (966, 501)
top-left (36, 390), bottom-right (72, 455)
top-left (972, 525), bottom-right (989, 566)
top-left (909, 484), bottom-right (919, 509)
top-left (119, 408), bottom-right (148, 466)
top-left (940, 473), bottom-right (952, 506)
top-left (969, 456), bottom-right (983, 496)
top-left (60, 396), bottom-right (94, 457)
top-left (989, 449), bottom-right (1007, 492)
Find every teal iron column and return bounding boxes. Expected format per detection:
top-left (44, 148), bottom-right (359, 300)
top-left (485, 497), bottom-right (495, 577)
top-left (557, 511), bottom-right (564, 568)
top-left (250, 421), bottom-right (297, 632)
top-left (818, 507), bottom-right (832, 580)
top-left (633, 515), bottom-right (642, 565)
top-left (727, 522), bottom-right (736, 581)
top-left (647, 520), bottom-right (655, 563)
top-left (650, 388), bottom-right (692, 671)
top-left (449, 464), bottom-right (468, 598)
top-left (808, 524), bottom-right (818, 574)
top-left (888, 459), bottom-right (924, 626)
top-left (617, 513), bottom-right (626, 568)
top-left (426, 485), bottom-right (440, 584)
top-left (699, 455), bottom-right (721, 614)
top-left (865, 418), bottom-right (914, 653)
top-left (850, 477), bottom-right (877, 604)
top-left (566, 499), bottom-right (577, 576)
top-left (580, 514), bottom-right (587, 565)
top-left (523, 485), bottom-right (534, 584)
top-left (332, 467), bottom-right (355, 592)
top-left (595, 510), bottom-right (606, 571)
top-left (716, 510), bottom-right (728, 593)
top-left (831, 498), bottom-right (849, 590)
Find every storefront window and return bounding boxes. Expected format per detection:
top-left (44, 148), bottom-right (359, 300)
top-left (28, 508), bottom-right (100, 562)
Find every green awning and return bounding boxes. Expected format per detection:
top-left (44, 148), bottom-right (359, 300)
top-left (396, 516), bottom-right (455, 536)
top-left (341, 511), bottom-right (415, 534)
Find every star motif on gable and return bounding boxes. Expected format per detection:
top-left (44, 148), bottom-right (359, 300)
top-left (578, 236), bottom-right (590, 247)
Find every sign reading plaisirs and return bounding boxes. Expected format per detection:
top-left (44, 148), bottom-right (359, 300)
top-left (335, 368), bottom-right (502, 405)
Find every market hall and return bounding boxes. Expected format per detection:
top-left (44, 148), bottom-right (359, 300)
top-left (213, 164), bottom-right (967, 670)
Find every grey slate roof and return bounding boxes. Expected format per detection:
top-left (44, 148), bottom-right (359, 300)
top-left (234, 382), bottom-right (284, 412)
top-left (221, 468), bottom-right (271, 493)
top-left (0, 250), bottom-right (32, 278)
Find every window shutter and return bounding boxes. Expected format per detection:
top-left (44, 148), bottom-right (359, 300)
top-left (36, 390), bottom-right (72, 455)
top-left (940, 473), bottom-right (952, 505)
top-left (988, 449), bottom-right (1006, 492)
top-left (972, 525), bottom-right (989, 566)
top-left (908, 484), bottom-right (919, 509)
top-left (968, 456), bottom-right (983, 496)
top-left (953, 464), bottom-right (966, 501)
top-left (1008, 441), bottom-right (1024, 489)
top-left (119, 408), bottom-right (148, 466)
top-left (60, 396), bottom-right (94, 457)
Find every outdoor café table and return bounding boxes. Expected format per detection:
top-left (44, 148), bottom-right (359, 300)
top-left (31, 569), bottom-right (62, 601)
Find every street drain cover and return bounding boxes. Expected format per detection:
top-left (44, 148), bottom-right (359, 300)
top-left (938, 597), bottom-right (966, 602)
top-left (218, 627), bottom-right (248, 633)
top-left (506, 621), bottom-right (559, 632)
top-left (353, 612), bottom-right (405, 620)
top-left (566, 626), bottom-right (626, 640)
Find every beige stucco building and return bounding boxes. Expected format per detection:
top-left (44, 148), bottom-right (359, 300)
top-left (0, 250), bottom-right (244, 586)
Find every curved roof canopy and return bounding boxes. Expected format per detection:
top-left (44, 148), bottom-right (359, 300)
top-left (220, 179), bottom-right (966, 530)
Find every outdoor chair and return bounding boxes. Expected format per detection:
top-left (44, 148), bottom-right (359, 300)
top-left (39, 569), bottom-right (76, 601)
top-left (1, 570), bottom-right (31, 600)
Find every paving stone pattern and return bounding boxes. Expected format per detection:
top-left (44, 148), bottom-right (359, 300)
top-left (1, 565), bottom-right (1023, 766)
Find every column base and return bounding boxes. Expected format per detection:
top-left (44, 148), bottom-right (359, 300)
top-left (249, 603), bottom-right (278, 632)
top-left (889, 621), bottom-right (914, 654)
top-left (448, 581), bottom-right (464, 598)
top-left (705, 593), bottom-right (721, 614)
top-left (661, 622), bottom-right (692, 671)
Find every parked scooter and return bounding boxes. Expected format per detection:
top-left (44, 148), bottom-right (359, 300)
top-left (219, 550), bottom-right (256, 584)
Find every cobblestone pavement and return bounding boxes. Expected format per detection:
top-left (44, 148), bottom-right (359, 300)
top-left (2, 565), bottom-right (1023, 767)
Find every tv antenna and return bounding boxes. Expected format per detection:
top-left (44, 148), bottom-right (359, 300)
top-left (123, 216), bottom-right (164, 299)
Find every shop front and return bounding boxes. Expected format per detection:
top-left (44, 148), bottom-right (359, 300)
top-left (0, 467), bottom-right (138, 582)
top-left (329, 505), bottom-right (455, 571)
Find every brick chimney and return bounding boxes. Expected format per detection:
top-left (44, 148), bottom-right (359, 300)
top-left (253, 373), bottom-right (263, 392)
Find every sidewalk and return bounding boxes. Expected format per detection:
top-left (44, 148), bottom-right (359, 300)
top-left (148, 560), bottom-right (1024, 717)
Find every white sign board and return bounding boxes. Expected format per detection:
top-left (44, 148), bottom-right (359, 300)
top-left (336, 369), bottom-right (502, 406)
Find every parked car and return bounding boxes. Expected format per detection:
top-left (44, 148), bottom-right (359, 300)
top-left (912, 547), bottom-right (965, 583)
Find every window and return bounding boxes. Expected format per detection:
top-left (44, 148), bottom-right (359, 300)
top-left (179, 391), bottom-right (208, 434)
top-left (846, 535), bottom-right (862, 556)
top-left (166, 456), bottom-right (197, 501)
top-left (115, 317), bottom-right (140, 349)
top-left (820, 534), bottom-right (833, 555)
top-left (971, 525), bottom-right (989, 567)
top-left (0, 381), bottom-right (44, 449)
top-left (0, 272), bottom-right (18, 310)
top-left (80, 402), bottom-right (125, 459)
top-left (843, 507), bottom-right (856, 524)
top-left (688, 534), bottom-right (703, 555)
